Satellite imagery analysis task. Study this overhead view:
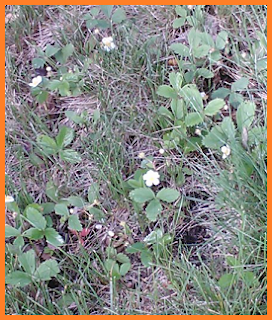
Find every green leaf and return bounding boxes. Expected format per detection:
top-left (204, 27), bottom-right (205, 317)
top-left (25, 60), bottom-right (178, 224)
top-left (176, 170), bottom-right (185, 186)
top-left (243, 271), bottom-right (258, 286)
top-left (57, 293), bottom-right (75, 308)
top-left (59, 149), bottom-right (82, 163)
top-left (134, 169), bottom-right (146, 180)
top-left (145, 199), bottom-right (162, 222)
top-left (236, 101), bottom-right (256, 131)
top-left (248, 126), bottom-right (266, 147)
top-left (88, 207), bottom-right (105, 220)
top-left (61, 43), bottom-right (74, 63)
top-left (211, 88), bottom-right (230, 99)
top-left (100, 5), bottom-right (114, 18)
top-left (88, 183), bottom-right (99, 203)
top-left (5, 271), bottom-right (32, 287)
top-left (68, 215), bottom-right (82, 231)
top-left (96, 19), bottom-right (110, 29)
top-left (106, 246), bottom-right (117, 258)
top-left (185, 112), bottom-right (203, 127)
top-left (144, 229), bottom-right (163, 245)
top-left (13, 236), bottom-right (24, 248)
top-left (184, 71), bottom-right (195, 83)
top-left (200, 31), bottom-right (214, 47)
top-left (126, 242), bottom-right (146, 253)
top-left (188, 28), bottom-right (201, 48)
top-left (85, 18), bottom-right (99, 29)
top-left (18, 250), bottom-right (36, 274)
top-left (112, 7), bottom-right (126, 23)
top-left (45, 44), bottom-right (61, 57)
top-left (197, 68), bottom-right (214, 79)
top-left (127, 179), bottom-right (142, 189)
top-left (67, 196), bottom-right (85, 208)
top-left (175, 6), bottom-right (187, 17)
top-left (32, 57), bottom-right (45, 68)
top-left (116, 253), bottom-right (130, 264)
top-left (44, 228), bottom-right (64, 247)
top-left (204, 98), bottom-right (225, 116)
top-left (226, 256), bottom-right (240, 267)
top-left (140, 158), bottom-right (155, 170)
top-left (157, 85), bottom-right (177, 99)
top-left (65, 111), bottom-right (85, 125)
top-left (36, 91), bottom-right (49, 104)
top-left (216, 31), bottom-right (228, 50)
top-left (186, 16), bottom-right (195, 27)
top-left (5, 225), bottom-right (21, 238)
top-left (104, 258), bottom-right (115, 270)
top-left (173, 18), bottom-right (185, 28)
top-left (171, 99), bottom-right (184, 120)
top-left (193, 44), bottom-right (211, 58)
top-left (5, 199), bottom-right (20, 215)
top-left (256, 58), bottom-right (267, 71)
top-left (22, 228), bottom-right (44, 240)
top-left (25, 203), bottom-right (42, 211)
top-left (170, 43), bottom-right (190, 58)
top-left (202, 125), bottom-right (225, 149)
top-left (158, 106), bottom-right (174, 120)
top-left (41, 202), bottom-right (55, 214)
top-left (93, 109), bottom-right (100, 123)
top-left (56, 126), bottom-right (74, 149)
top-left (221, 117), bottom-right (236, 140)
top-left (218, 273), bottom-right (235, 289)
top-left (229, 92), bottom-right (244, 108)
top-left (90, 8), bottom-right (100, 16)
top-left (47, 80), bottom-right (61, 91)
top-left (25, 207), bottom-right (46, 230)
top-left (180, 84), bottom-right (203, 112)
top-left (35, 259), bottom-right (60, 281)
top-left (183, 137), bottom-right (202, 154)
top-left (231, 77), bottom-right (249, 91)
top-left (129, 188), bottom-right (155, 203)
top-left (156, 188), bottom-right (180, 203)
top-left (119, 262), bottom-right (131, 276)
top-left (210, 50), bottom-right (221, 62)
top-left (140, 250), bottom-right (153, 267)
top-left (37, 135), bottom-right (58, 155)
top-left (46, 181), bottom-right (58, 202)
top-left (55, 203), bottom-right (69, 218)
top-left (202, 116), bottom-right (236, 150)
top-left (45, 215), bottom-right (53, 227)
top-left (58, 80), bottom-right (70, 97)
top-left (169, 72), bottom-right (183, 91)
top-left (105, 259), bottom-right (120, 278)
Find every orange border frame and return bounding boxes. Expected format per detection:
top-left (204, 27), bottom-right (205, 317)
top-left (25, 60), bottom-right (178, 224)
top-left (3, 2), bottom-right (268, 317)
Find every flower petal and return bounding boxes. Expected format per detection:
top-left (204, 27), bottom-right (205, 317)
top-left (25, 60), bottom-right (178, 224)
top-left (5, 195), bottom-right (14, 203)
top-left (145, 180), bottom-right (153, 187)
top-left (143, 173), bottom-right (148, 181)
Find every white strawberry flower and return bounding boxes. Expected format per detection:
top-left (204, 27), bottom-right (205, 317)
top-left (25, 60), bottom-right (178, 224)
top-left (29, 75), bottom-right (42, 87)
top-left (221, 145), bottom-right (231, 159)
top-left (138, 152), bottom-right (145, 159)
top-left (5, 195), bottom-right (14, 203)
top-left (101, 36), bottom-right (116, 52)
top-left (143, 170), bottom-right (160, 187)
top-left (195, 128), bottom-right (202, 136)
top-left (108, 230), bottom-right (115, 237)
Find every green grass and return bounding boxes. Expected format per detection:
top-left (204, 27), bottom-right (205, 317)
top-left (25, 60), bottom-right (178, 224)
top-left (5, 5), bottom-right (266, 315)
